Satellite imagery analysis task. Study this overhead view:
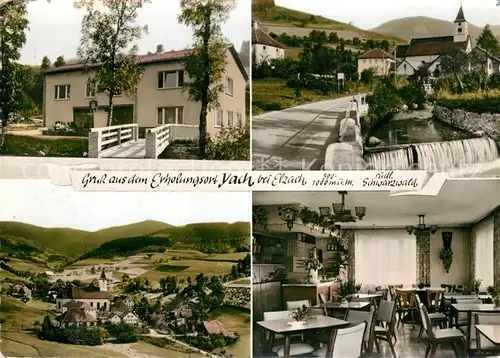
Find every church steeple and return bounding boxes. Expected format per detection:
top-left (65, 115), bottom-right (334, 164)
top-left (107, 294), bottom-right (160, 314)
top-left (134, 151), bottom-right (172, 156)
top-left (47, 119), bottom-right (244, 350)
top-left (99, 269), bottom-right (108, 292)
top-left (453, 3), bottom-right (468, 43)
top-left (454, 3), bottom-right (466, 23)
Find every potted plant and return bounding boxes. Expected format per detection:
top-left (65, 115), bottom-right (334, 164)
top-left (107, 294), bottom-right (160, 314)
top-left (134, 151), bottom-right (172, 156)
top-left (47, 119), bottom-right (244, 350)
top-left (288, 305), bottom-right (311, 327)
top-left (439, 247), bottom-right (453, 273)
top-left (338, 280), bottom-right (356, 302)
top-left (418, 283), bottom-right (425, 289)
top-left (304, 257), bottom-right (323, 284)
top-left (486, 286), bottom-right (500, 308)
top-left (471, 279), bottom-right (483, 294)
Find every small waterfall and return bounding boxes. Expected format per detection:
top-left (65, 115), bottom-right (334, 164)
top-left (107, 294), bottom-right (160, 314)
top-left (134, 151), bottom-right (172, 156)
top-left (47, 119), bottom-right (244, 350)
top-left (364, 137), bottom-right (498, 171)
top-left (364, 147), bottom-right (414, 170)
top-left (414, 137), bottom-right (498, 171)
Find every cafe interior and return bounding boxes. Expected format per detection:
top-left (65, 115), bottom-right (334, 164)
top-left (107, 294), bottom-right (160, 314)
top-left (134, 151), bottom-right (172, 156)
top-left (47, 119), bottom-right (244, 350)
top-left (252, 180), bottom-right (500, 358)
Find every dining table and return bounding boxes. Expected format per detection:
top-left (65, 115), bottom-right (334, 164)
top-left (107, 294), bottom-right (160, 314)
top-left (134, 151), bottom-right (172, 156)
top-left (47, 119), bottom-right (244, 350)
top-left (475, 324), bottom-right (500, 345)
top-left (451, 303), bottom-right (500, 351)
top-left (257, 315), bottom-right (350, 358)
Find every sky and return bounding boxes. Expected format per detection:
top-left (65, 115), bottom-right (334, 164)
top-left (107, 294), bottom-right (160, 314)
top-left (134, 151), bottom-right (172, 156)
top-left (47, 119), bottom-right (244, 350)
top-left (0, 180), bottom-right (251, 231)
top-left (275, 0), bottom-right (500, 30)
top-left (21, 0), bottom-right (250, 65)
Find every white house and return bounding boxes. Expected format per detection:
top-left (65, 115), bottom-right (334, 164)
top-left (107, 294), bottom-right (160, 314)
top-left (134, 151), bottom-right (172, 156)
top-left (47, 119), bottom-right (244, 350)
top-left (122, 312), bottom-right (139, 325)
top-left (252, 21), bottom-right (286, 64)
top-left (357, 48), bottom-right (396, 76)
top-left (468, 46), bottom-right (500, 76)
top-left (396, 4), bottom-right (472, 77)
top-left (56, 270), bottom-right (110, 312)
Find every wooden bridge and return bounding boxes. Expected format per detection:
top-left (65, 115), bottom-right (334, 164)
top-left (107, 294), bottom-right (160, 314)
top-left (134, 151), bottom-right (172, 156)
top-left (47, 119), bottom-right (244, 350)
top-left (88, 123), bottom-right (198, 159)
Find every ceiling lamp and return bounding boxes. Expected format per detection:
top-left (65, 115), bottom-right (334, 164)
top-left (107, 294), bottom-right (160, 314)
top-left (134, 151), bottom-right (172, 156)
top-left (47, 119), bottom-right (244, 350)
top-left (406, 215), bottom-right (437, 236)
top-left (319, 191), bottom-right (367, 223)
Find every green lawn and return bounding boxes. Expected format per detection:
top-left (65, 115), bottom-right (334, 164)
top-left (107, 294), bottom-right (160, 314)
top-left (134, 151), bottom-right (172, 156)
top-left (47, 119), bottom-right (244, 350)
top-left (8, 258), bottom-right (47, 273)
top-left (211, 306), bottom-right (251, 358)
top-left (132, 341), bottom-right (205, 358)
top-left (1, 134), bottom-right (87, 157)
top-left (252, 78), bottom-right (340, 115)
top-left (142, 259), bottom-right (235, 282)
top-left (0, 295), bottom-right (125, 357)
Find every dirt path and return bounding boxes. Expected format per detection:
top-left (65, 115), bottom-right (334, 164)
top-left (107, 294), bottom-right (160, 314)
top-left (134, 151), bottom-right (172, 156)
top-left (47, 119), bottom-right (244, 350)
top-left (97, 343), bottom-right (161, 358)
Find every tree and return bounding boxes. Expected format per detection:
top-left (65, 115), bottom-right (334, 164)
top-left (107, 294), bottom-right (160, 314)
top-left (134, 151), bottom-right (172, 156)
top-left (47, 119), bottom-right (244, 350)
top-left (53, 55), bottom-right (65, 67)
top-left (40, 55), bottom-right (50, 69)
top-left (238, 40), bottom-right (250, 69)
top-left (439, 49), bottom-right (469, 92)
top-left (477, 25), bottom-right (500, 55)
top-left (76, 0), bottom-right (149, 126)
top-left (178, 0), bottom-right (236, 159)
top-left (0, 2), bottom-right (28, 148)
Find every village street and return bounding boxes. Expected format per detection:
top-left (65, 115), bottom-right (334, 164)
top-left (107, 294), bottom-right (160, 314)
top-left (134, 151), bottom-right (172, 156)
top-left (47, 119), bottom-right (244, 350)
top-left (252, 94), bottom-right (366, 170)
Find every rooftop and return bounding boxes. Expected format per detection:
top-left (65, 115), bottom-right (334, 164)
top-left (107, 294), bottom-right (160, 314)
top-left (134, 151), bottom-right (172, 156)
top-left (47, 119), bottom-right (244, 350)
top-left (252, 24), bottom-right (286, 49)
top-left (57, 286), bottom-right (109, 300)
top-left (359, 48), bottom-right (395, 60)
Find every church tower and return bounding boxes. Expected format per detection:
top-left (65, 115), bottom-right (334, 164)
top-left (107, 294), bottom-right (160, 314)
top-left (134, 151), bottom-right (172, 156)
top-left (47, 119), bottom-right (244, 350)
top-left (99, 269), bottom-right (108, 292)
top-left (453, 3), bottom-right (468, 42)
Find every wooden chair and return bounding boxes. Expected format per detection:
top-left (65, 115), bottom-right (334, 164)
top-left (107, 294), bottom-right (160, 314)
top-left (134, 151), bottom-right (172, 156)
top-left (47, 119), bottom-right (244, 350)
top-left (388, 285), bottom-right (403, 300)
top-left (263, 310), bottom-right (314, 357)
top-left (312, 322), bottom-right (367, 358)
top-left (415, 294), bottom-right (449, 341)
top-left (419, 304), bottom-right (466, 358)
top-left (318, 293), bottom-right (329, 316)
top-left (346, 307), bottom-right (376, 355)
top-left (374, 300), bottom-right (397, 358)
top-left (286, 300), bottom-right (311, 310)
top-left (427, 290), bottom-right (444, 313)
top-left (454, 299), bottom-right (483, 328)
top-left (395, 288), bottom-right (417, 329)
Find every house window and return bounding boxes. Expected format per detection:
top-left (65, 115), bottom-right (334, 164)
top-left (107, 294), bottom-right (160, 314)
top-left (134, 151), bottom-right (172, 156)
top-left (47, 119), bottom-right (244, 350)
top-left (225, 76), bottom-right (234, 96)
top-left (227, 111), bottom-right (234, 127)
top-left (158, 70), bottom-right (184, 89)
top-left (404, 64), bottom-right (407, 71)
top-left (103, 302), bottom-right (107, 310)
top-left (214, 110), bottom-right (222, 127)
top-left (157, 107), bottom-right (184, 124)
top-left (97, 302), bottom-right (100, 309)
top-left (263, 46), bottom-right (266, 50)
top-left (458, 28), bottom-right (462, 33)
top-left (58, 302), bottom-right (61, 309)
top-left (85, 82), bottom-right (96, 98)
top-left (90, 302), bottom-right (93, 307)
top-left (236, 113), bottom-right (242, 126)
top-left (54, 85), bottom-right (70, 100)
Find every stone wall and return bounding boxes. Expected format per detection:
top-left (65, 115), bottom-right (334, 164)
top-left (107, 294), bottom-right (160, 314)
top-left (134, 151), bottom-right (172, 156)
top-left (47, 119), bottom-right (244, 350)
top-left (223, 286), bottom-right (250, 309)
top-left (433, 105), bottom-right (500, 142)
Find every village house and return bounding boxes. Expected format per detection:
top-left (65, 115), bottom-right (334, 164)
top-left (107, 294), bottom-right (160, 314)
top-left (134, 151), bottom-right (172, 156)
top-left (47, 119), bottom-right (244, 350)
top-left (10, 283), bottom-right (31, 300)
top-left (55, 270), bottom-right (110, 312)
top-left (252, 21), bottom-right (286, 64)
top-left (56, 301), bottom-right (98, 328)
top-left (112, 295), bottom-right (135, 311)
top-left (468, 46), bottom-right (500, 76)
top-left (42, 45), bottom-right (248, 136)
top-left (357, 48), bottom-right (396, 76)
top-left (396, 4), bottom-right (472, 77)
top-left (203, 320), bottom-right (236, 338)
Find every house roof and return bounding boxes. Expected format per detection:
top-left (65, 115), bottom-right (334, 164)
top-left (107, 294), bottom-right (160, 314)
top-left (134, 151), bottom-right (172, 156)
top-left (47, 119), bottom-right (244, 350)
top-left (359, 48), bottom-right (395, 60)
top-left (472, 46), bottom-right (500, 63)
top-left (397, 36), bottom-right (469, 57)
top-left (56, 309), bottom-right (96, 324)
top-left (57, 286), bottom-right (109, 300)
top-left (252, 26), bottom-right (286, 49)
top-left (110, 302), bottom-right (130, 315)
top-left (203, 320), bottom-right (234, 337)
top-left (43, 45), bottom-right (248, 81)
top-left (455, 4), bottom-right (466, 22)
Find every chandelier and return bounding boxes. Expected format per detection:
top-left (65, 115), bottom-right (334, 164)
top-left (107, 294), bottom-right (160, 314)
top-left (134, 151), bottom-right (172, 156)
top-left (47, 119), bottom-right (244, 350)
top-left (318, 191), bottom-right (366, 223)
top-left (406, 215), bottom-right (437, 236)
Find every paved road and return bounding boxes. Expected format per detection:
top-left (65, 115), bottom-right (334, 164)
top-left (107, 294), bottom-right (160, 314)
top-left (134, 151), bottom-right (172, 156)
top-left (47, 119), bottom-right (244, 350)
top-left (252, 95), bottom-right (364, 170)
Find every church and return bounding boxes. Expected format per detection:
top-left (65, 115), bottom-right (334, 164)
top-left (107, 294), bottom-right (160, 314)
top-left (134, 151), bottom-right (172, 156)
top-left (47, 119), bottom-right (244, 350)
top-left (395, 4), bottom-right (473, 77)
top-left (55, 269), bottom-right (110, 313)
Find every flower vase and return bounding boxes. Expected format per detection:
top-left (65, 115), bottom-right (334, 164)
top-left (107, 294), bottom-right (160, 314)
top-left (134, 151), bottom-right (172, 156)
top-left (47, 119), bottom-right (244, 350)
top-left (308, 269), bottom-right (320, 284)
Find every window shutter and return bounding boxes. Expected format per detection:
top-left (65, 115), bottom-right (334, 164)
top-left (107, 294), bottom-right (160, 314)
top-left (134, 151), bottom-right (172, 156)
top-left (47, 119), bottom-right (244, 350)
top-left (158, 72), bottom-right (164, 88)
top-left (67, 85), bottom-right (70, 98)
top-left (178, 70), bottom-right (184, 86)
top-left (54, 86), bottom-right (58, 99)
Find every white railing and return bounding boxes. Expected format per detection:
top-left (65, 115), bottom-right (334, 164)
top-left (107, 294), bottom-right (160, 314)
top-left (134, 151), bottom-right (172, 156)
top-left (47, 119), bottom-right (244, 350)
top-left (88, 124), bottom-right (139, 158)
top-left (145, 124), bottom-right (198, 159)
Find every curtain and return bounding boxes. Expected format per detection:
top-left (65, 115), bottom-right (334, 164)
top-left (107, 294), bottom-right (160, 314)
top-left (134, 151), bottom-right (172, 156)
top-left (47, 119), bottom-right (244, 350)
top-left (355, 229), bottom-right (417, 286)
top-left (474, 216), bottom-right (494, 291)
